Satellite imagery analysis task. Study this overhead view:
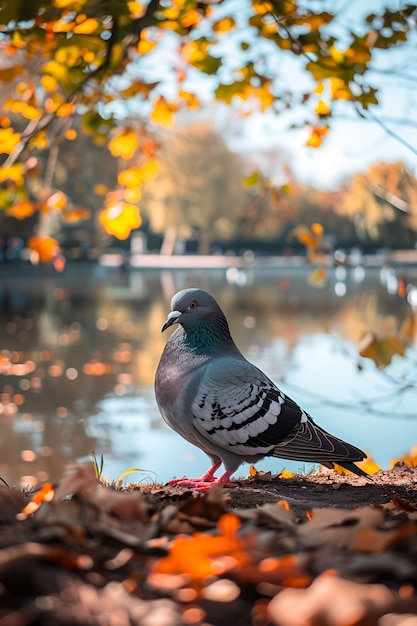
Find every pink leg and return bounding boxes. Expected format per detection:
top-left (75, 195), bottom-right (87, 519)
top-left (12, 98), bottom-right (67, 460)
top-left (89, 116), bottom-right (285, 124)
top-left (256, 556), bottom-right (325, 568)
top-left (167, 466), bottom-right (235, 491)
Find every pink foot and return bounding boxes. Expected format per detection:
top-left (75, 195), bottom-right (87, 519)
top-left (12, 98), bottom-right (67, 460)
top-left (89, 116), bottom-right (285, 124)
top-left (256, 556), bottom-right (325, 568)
top-left (167, 471), bottom-right (235, 492)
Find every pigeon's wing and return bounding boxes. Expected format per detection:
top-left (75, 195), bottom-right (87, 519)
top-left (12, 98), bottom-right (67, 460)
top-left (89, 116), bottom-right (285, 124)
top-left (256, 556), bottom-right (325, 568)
top-left (271, 419), bottom-right (366, 463)
top-left (190, 357), bottom-right (306, 457)
top-left (191, 357), bottom-right (366, 464)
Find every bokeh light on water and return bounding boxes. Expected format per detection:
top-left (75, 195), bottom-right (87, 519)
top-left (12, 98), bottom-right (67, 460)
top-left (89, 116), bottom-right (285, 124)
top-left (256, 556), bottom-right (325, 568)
top-left (1, 262), bottom-right (417, 487)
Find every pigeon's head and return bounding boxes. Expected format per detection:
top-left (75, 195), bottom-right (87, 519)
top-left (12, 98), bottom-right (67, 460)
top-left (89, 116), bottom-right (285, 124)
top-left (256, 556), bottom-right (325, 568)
top-left (161, 288), bottom-right (222, 332)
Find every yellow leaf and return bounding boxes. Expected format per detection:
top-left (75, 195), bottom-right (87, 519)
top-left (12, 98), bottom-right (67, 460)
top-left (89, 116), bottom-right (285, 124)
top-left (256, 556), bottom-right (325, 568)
top-left (117, 467), bottom-right (145, 483)
top-left (306, 126), bottom-right (329, 148)
top-left (330, 77), bottom-right (353, 101)
top-left (27, 236), bottom-right (60, 262)
top-left (49, 19), bottom-right (75, 33)
top-left (42, 60), bottom-right (68, 82)
top-left (243, 171), bottom-right (260, 187)
top-left (178, 90), bottom-right (200, 110)
top-left (390, 443), bottom-right (417, 469)
top-left (20, 103), bottom-right (42, 120)
top-left (333, 453), bottom-right (379, 476)
top-left (307, 267), bottom-right (327, 288)
top-left (99, 202), bottom-right (142, 239)
top-left (6, 200), bottom-right (38, 220)
top-left (0, 127), bottom-right (21, 154)
top-left (118, 166), bottom-right (143, 187)
top-left (54, 0), bottom-right (87, 8)
top-left (358, 332), bottom-right (405, 369)
top-left (358, 455), bottom-right (380, 476)
top-left (0, 163), bottom-right (25, 185)
top-left (279, 470), bottom-right (295, 479)
top-left (249, 464), bottom-right (258, 477)
top-left (150, 96), bottom-right (177, 127)
top-left (28, 130), bottom-right (49, 150)
top-left (73, 18), bottom-right (99, 34)
top-left (121, 79), bottom-right (157, 99)
top-left (127, 1), bottom-right (145, 18)
top-left (137, 37), bottom-right (156, 55)
top-left (123, 187), bottom-right (142, 203)
top-left (44, 93), bottom-right (64, 113)
top-left (40, 74), bottom-right (58, 92)
top-left (314, 99), bottom-right (331, 116)
top-left (108, 128), bottom-right (139, 159)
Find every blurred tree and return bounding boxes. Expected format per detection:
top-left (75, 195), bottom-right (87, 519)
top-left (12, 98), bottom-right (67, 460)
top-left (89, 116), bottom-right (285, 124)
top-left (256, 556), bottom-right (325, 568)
top-left (143, 122), bottom-right (245, 254)
top-left (0, 0), bottom-right (416, 255)
top-left (335, 161), bottom-right (417, 246)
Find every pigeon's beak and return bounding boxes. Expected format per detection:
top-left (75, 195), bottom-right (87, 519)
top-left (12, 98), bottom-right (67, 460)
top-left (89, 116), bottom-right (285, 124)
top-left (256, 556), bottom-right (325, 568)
top-left (161, 310), bottom-right (182, 332)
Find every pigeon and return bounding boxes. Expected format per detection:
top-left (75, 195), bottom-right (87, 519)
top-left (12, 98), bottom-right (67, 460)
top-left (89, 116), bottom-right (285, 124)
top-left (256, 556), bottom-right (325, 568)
top-left (155, 288), bottom-right (369, 490)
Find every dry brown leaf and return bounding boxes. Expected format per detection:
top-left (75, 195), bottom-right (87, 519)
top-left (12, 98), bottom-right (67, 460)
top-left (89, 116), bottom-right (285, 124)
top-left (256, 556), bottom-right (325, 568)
top-left (268, 571), bottom-right (417, 626)
top-left (299, 506), bottom-right (385, 550)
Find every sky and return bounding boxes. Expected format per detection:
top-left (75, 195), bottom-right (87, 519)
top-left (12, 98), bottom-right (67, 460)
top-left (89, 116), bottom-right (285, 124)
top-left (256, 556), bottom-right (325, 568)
top-left (225, 0), bottom-right (417, 189)
top-left (122, 0), bottom-right (417, 190)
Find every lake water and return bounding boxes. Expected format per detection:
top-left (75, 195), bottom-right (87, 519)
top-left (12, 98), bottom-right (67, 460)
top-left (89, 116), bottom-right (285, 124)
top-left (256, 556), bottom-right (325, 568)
top-left (1, 261), bottom-right (417, 488)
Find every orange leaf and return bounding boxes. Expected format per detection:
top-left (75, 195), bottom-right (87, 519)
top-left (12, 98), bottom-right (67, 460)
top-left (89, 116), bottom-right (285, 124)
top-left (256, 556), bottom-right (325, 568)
top-left (16, 482), bottom-right (55, 520)
top-left (65, 128), bottom-right (77, 140)
top-left (99, 202), bottom-right (142, 239)
top-left (56, 102), bottom-right (75, 117)
top-left (108, 128), bottom-right (139, 159)
top-left (62, 206), bottom-right (91, 223)
top-left (6, 200), bottom-right (38, 220)
top-left (27, 236), bottom-right (60, 262)
top-left (153, 513), bottom-right (247, 580)
top-left (333, 452), bottom-right (379, 476)
top-left (0, 66), bottom-right (25, 82)
top-left (306, 126), bottom-right (329, 148)
top-left (212, 17), bottom-right (236, 32)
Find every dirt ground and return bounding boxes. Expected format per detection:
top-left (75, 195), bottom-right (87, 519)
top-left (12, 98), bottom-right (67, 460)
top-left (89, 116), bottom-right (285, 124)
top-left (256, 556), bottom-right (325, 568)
top-left (1, 463), bottom-right (417, 626)
top-left (142, 464), bottom-right (417, 517)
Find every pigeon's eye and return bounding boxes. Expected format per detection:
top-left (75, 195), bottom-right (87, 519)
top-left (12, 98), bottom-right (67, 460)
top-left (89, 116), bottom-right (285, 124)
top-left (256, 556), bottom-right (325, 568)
top-left (189, 301), bottom-right (198, 309)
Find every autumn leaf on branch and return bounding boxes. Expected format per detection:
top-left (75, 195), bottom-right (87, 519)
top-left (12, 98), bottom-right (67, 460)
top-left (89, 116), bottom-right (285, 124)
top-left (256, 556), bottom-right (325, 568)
top-left (358, 331), bottom-right (406, 369)
top-left (99, 201), bottom-right (142, 240)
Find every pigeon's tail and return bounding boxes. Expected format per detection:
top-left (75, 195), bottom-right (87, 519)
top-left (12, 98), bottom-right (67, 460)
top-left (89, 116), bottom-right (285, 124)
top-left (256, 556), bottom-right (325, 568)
top-left (270, 418), bottom-right (371, 479)
top-left (326, 461), bottom-right (372, 481)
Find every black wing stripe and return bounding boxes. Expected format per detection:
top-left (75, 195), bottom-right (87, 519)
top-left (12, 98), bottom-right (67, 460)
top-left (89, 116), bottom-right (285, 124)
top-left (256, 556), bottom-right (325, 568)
top-left (272, 421), bottom-right (366, 462)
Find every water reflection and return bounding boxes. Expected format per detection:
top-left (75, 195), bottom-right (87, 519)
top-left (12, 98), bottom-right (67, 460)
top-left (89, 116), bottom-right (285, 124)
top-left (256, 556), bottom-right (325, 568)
top-left (0, 263), bottom-right (416, 487)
